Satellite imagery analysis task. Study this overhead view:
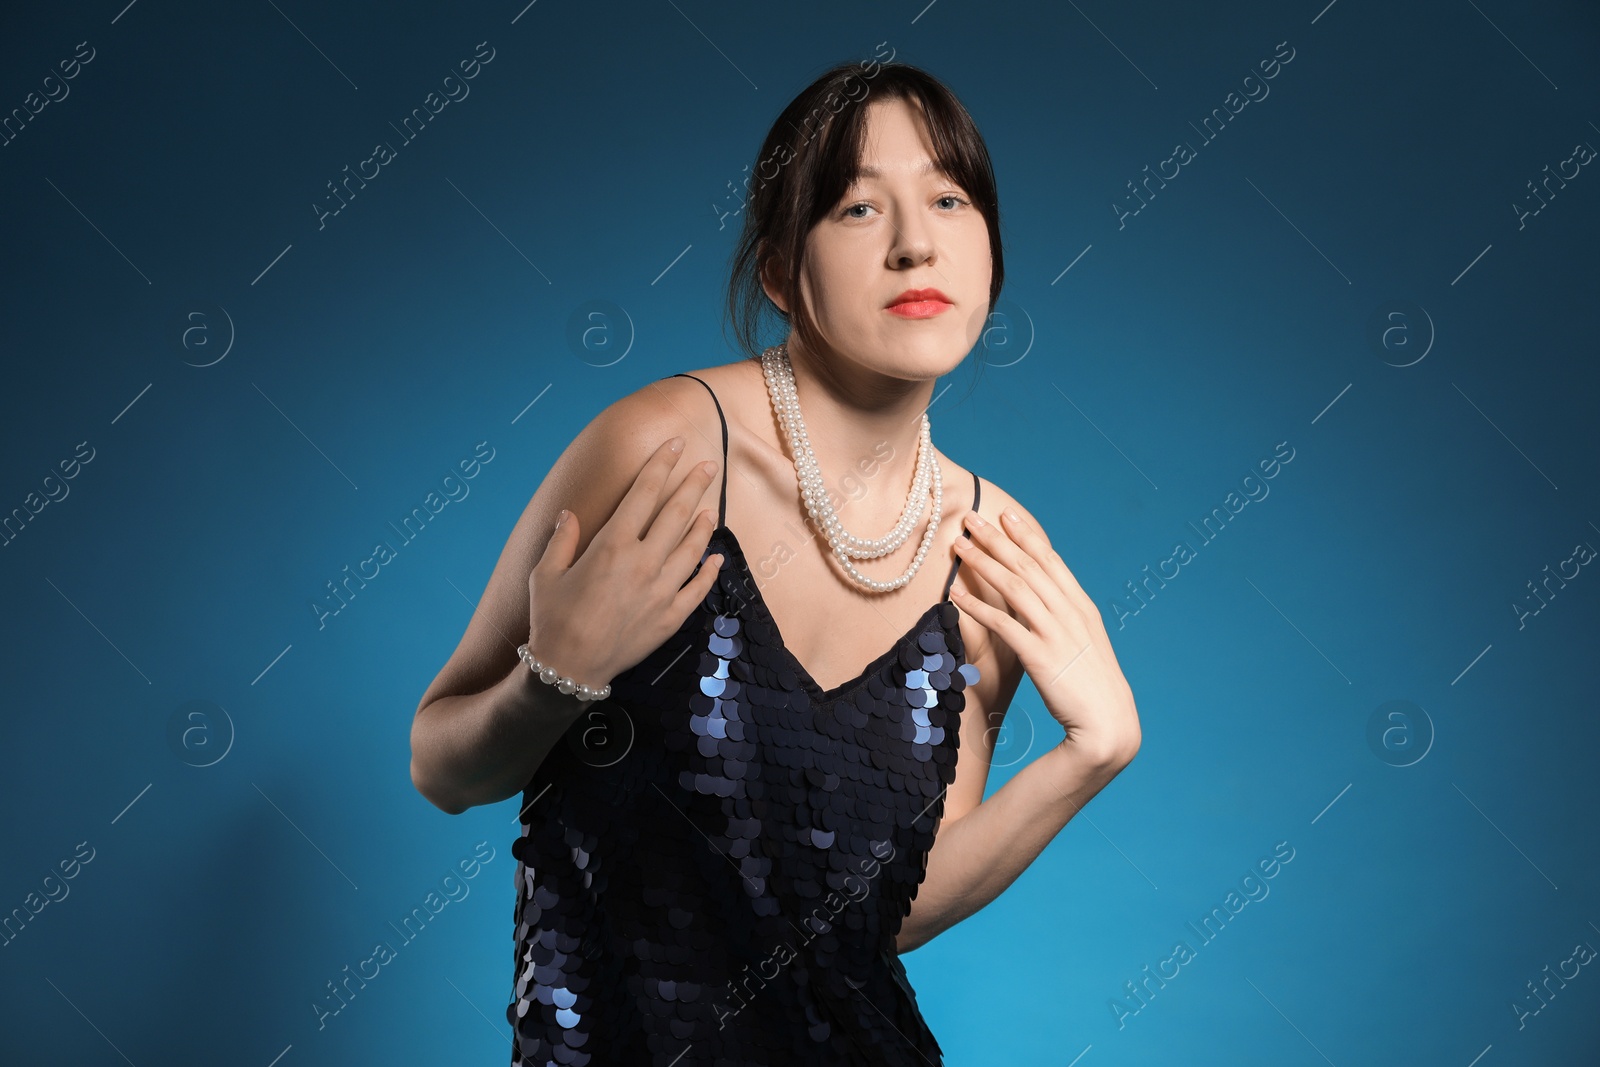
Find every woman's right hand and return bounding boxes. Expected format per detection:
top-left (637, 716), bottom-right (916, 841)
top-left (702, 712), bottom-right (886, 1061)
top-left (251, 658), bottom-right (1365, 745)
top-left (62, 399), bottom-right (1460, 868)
top-left (525, 435), bottom-right (725, 695)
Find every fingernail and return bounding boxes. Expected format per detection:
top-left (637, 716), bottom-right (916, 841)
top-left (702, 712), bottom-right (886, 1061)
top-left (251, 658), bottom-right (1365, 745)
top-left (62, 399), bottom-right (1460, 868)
top-left (1002, 506), bottom-right (1020, 523)
top-left (555, 509), bottom-right (569, 529)
top-left (965, 511), bottom-right (986, 528)
top-left (668, 435), bottom-right (685, 452)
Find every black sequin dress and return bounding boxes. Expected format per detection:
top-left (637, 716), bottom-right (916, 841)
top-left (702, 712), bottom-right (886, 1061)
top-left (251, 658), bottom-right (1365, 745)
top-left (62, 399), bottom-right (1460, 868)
top-left (507, 373), bottom-right (983, 1066)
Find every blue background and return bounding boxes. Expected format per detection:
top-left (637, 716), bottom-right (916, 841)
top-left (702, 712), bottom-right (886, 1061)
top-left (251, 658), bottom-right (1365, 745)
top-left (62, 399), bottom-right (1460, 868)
top-left (2, 0), bottom-right (1597, 1064)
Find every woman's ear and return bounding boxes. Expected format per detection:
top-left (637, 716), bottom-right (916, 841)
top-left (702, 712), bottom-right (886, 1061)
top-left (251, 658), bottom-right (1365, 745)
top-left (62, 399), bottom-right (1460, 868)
top-left (759, 247), bottom-right (789, 314)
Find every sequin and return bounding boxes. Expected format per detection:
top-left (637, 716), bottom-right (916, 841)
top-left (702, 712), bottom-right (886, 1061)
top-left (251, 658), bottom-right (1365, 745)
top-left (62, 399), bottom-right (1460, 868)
top-left (507, 374), bottom-right (985, 1066)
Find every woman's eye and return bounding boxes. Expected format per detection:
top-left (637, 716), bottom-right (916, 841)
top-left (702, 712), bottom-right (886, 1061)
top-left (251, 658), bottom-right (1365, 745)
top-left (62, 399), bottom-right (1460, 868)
top-left (843, 195), bottom-right (968, 218)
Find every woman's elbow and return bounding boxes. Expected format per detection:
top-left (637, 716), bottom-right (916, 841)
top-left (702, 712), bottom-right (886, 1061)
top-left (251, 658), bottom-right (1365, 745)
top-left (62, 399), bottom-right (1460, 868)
top-left (411, 757), bottom-right (468, 815)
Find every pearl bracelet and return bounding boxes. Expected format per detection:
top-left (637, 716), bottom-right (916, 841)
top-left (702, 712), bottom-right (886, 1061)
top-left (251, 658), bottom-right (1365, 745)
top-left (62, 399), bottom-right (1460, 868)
top-left (516, 643), bottom-right (611, 702)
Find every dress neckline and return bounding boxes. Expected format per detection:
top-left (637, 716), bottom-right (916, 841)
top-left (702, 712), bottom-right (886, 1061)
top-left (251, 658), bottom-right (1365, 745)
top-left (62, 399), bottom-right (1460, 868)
top-left (709, 524), bottom-right (953, 704)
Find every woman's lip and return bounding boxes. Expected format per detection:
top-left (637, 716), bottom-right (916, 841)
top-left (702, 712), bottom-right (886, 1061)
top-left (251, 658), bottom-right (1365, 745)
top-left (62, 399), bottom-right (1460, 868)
top-left (885, 300), bottom-right (952, 318)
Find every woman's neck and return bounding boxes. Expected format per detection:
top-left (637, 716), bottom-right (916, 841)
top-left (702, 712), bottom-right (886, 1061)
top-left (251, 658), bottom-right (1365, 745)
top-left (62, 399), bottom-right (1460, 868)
top-left (778, 338), bottom-right (938, 528)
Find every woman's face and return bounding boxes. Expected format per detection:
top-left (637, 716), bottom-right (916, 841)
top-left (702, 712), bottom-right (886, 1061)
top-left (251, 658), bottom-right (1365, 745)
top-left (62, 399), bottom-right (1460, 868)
top-left (773, 96), bottom-right (993, 382)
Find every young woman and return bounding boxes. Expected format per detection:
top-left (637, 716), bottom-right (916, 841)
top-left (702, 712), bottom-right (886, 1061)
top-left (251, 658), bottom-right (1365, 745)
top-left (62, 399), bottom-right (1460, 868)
top-left (411, 60), bottom-right (1141, 1067)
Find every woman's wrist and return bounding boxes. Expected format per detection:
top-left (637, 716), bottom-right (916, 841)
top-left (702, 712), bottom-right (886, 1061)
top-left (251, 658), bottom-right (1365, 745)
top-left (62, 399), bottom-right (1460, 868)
top-left (502, 651), bottom-right (591, 725)
top-left (515, 642), bottom-right (613, 703)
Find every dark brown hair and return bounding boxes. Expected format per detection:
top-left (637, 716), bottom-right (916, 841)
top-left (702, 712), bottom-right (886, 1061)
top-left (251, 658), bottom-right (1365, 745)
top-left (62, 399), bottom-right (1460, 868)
top-left (724, 60), bottom-right (1004, 363)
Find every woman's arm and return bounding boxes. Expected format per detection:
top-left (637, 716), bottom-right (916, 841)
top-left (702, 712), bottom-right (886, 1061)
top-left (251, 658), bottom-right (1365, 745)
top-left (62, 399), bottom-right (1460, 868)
top-left (409, 408), bottom-right (632, 815)
top-left (895, 735), bottom-right (1134, 953)
top-left (412, 657), bottom-right (593, 815)
top-left (411, 382), bottom-right (715, 814)
top-left (895, 493), bottom-right (1142, 952)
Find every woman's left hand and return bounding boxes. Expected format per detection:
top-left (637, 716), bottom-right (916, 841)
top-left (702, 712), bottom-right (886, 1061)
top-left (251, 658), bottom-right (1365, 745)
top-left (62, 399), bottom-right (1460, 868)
top-left (949, 507), bottom-right (1141, 767)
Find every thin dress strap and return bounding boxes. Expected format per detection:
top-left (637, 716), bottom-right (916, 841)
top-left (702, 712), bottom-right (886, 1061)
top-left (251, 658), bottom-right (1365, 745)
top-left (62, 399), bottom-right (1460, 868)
top-left (663, 374), bottom-right (729, 528)
top-left (942, 472), bottom-right (982, 601)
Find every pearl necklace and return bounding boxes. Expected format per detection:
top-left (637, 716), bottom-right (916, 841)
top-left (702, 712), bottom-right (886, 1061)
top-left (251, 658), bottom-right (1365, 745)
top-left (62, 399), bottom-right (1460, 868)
top-left (761, 342), bottom-right (942, 593)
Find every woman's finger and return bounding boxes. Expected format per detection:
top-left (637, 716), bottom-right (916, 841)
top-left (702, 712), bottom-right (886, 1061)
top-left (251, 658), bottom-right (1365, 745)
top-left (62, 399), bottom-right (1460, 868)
top-left (949, 578), bottom-right (1037, 658)
top-left (954, 515), bottom-right (1058, 635)
top-left (664, 507), bottom-right (724, 598)
top-left (605, 436), bottom-right (691, 544)
top-left (641, 456), bottom-right (721, 559)
top-left (996, 508), bottom-right (1099, 620)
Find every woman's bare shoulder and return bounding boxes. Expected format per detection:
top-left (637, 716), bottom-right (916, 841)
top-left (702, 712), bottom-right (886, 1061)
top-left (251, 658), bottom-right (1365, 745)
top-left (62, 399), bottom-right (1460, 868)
top-left (603, 360), bottom-right (753, 423)
top-left (500, 368), bottom-right (740, 565)
top-left (933, 449), bottom-right (983, 519)
top-left (580, 363), bottom-right (747, 461)
top-left (936, 457), bottom-right (1038, 532)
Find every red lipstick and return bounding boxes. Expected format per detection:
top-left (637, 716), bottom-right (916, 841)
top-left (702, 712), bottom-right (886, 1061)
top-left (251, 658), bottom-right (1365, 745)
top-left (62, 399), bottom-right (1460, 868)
top-left (886, 287), bottom-right (952, 319)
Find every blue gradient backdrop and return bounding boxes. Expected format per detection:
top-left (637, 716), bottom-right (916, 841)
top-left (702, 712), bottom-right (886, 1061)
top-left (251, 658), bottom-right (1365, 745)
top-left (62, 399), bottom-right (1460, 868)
top-left (2, 1), bottom-right (1597, 1064)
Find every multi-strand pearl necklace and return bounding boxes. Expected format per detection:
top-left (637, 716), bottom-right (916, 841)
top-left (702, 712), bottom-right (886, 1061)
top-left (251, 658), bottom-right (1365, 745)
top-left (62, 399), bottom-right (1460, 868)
top-left (761, 342), bottom-right (942, 593)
